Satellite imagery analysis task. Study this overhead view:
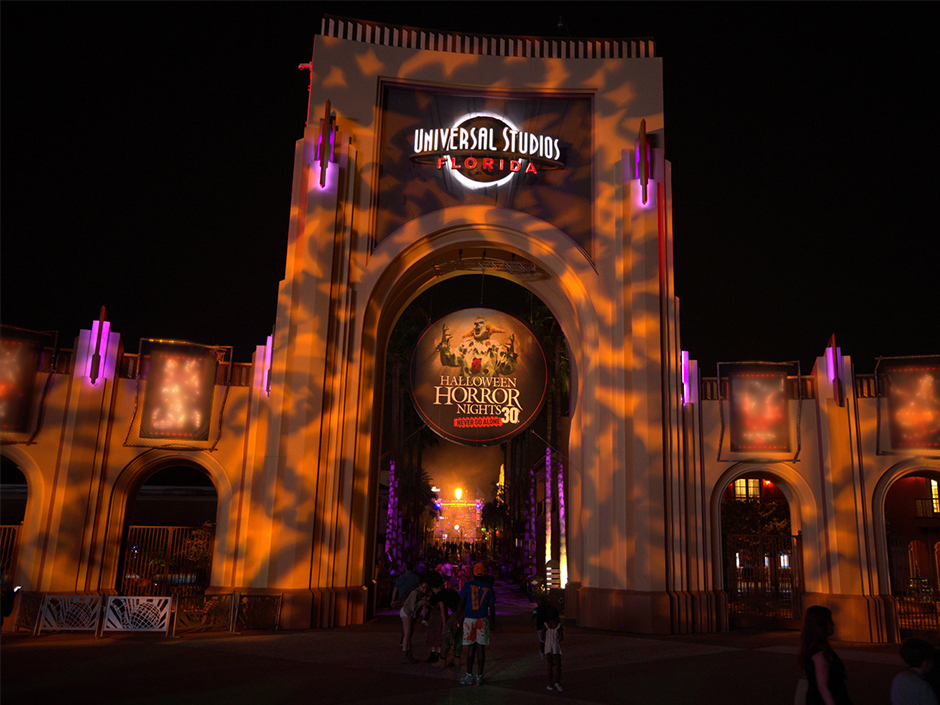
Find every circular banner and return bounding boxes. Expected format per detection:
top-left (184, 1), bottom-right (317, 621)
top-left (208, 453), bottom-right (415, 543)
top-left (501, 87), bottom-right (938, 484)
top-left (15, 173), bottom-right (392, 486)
top-left (410, 308), bottom-right (548, 446)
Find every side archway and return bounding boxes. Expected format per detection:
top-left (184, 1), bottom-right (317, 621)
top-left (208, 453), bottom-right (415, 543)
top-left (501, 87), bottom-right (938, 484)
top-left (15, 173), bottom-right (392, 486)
top-left (710, 463), bottom-right (821, 597)
top-left (100, 450), bottom-right (235, 594)
top-left (872, 457), bottom-right (940, 596)
top-left (0, 446), bottom-right (46, 589)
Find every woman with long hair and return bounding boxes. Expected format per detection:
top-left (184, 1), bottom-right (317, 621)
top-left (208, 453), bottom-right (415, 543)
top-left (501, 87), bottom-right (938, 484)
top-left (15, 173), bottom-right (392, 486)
top-left (799, 605), bottom-right (853, 705)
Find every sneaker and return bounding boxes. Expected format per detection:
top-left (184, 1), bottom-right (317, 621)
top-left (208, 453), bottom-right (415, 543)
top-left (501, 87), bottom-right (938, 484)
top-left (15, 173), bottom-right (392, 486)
top-left (459, 674), bottom-right (475, 686)
top-left (475, 675), bottom-right (485, 686)
top-left (547, 686), bottom-right (555, 691)
top-left (554, 683), bottom-right (563, 692)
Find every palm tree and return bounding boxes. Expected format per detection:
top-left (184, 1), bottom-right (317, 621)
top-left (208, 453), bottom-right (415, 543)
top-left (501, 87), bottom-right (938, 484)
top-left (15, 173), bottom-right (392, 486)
top-left (481, 480), bottom-right (511, 558)
top-left (396, 463), bottom-right (439, 563)
top-left (384, 307), bottom-right (433, 570)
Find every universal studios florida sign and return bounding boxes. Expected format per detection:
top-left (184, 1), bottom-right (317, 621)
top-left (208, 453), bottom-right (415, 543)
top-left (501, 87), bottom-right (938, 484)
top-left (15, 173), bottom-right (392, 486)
top-left (410, 113), bottom-right (564, 187)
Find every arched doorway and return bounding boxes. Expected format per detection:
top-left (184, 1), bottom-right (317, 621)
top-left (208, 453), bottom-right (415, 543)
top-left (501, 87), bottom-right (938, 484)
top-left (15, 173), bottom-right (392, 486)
top-left (0, 456), bottom-right (27, 588)
top-left (883, 470), bottom-right (940, 634)
top-left (719, 471), bottom-right (801, 629)
top-left (117, 463), bottom-right (218, 597)
top-left (376, 270), bottom-right (571, 610)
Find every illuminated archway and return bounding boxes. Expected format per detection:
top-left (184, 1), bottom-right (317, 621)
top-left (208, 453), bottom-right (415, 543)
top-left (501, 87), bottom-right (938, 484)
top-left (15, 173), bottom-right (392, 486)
top-left (872, 458), bottom-right (940, 596)
top-left (710, 463), bottom-right (818, 590)
top-left (354, 206), bottom-right (599, 611)
top-left (710, 463), bottom-right (817, 627)
top-left (378, 275), bottom-right (571, 590)
top-left (118, 464), bottom-right (218, 596)
top-left (101, 450), bottom-right (235, 595)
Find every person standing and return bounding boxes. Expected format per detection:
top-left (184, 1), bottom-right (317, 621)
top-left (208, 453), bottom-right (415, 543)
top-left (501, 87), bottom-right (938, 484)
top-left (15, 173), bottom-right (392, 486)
top-left (428, 577), bottom-right (461, 666)
top-left (424, 573), bottom-right (445, 663)
top-left (532, 598), bottom-right (549, 658)
top-left (1, 584), bottom-right (17, 628)
top-left (458, 562), bottom-right (496, 686)
top-left (891, 638), bottom-right (939, 705)
top-left (391, 562), bottom-right (419, 605)
top-left (799, 605), bottom-right (853, 705)
top-left (439, 585), bottom-right (464, 668)
top-left (543, 605), bottom-right (564, 692)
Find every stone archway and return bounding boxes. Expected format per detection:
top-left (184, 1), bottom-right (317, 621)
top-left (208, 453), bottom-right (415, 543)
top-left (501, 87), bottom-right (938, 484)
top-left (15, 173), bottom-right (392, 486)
top-left (872, 458), bottom-right (940, 635)
top-left (710, 463), bottom-right (816, 628)
top-left (353, 207), bottom-right (600, 616)
top-left (100, 450), bottom-right (235, 596)
top-left (0, 446), bottom-right (45, 589)
top-left (873, 458), bottom-right (940, 595)
top-left (376, 273), bottom-right (573, 597)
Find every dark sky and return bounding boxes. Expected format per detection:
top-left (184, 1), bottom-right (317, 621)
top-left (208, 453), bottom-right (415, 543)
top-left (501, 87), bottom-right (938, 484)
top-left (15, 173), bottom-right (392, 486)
top-left (3, 2), bottom-right (937, 376)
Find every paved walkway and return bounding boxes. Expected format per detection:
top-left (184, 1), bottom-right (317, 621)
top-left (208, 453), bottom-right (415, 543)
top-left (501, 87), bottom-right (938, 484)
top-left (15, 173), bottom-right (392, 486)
top-left (1, 582), bottom-right (909, 705)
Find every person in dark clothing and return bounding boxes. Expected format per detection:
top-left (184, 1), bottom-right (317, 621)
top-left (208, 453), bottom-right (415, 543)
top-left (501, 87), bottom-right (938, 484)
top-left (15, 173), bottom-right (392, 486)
top-left (543, 605), bottom-right (564, 692)
top-left (532, 599), bottom-right (549, 657)
top-left (438, 583), bottom-right (463, 667)
top-left (391, 563), bottom-right (420, 605)
top-left (799, 605), bottom-right (853, 705)
top-left (892, 638), bottom-right (938, 705)
top-left (480, 571), bottom-right (496, 630)
top-left (1, 585), bottom-right (17, 627)
top-left (429, 579), bottom-right (461, 666)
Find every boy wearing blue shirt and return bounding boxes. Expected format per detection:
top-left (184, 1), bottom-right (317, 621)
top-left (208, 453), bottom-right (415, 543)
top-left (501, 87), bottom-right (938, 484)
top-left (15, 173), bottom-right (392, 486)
top-left (458, 563), bottom-right (495, 685)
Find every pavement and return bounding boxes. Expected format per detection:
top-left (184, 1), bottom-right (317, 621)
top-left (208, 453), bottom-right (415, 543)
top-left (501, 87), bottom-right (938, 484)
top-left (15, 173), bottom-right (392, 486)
top-left (0, 581), bottom-right (909, 705)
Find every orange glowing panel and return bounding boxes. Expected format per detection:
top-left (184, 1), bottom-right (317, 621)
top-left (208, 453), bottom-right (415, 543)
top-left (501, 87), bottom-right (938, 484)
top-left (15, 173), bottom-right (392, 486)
top-left (729, 366), bottom-right (790, 453)
top-left (886, 364), bottom-right (940, 449)
top-left (140, 344), bottom-right (217, 440)
top-left (0, 335), bottom-right (39, 433)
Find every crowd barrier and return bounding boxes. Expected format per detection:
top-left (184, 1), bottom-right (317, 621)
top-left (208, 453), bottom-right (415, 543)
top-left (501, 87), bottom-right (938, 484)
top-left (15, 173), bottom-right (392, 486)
top-left (9, 591), bottom-right (283, 637)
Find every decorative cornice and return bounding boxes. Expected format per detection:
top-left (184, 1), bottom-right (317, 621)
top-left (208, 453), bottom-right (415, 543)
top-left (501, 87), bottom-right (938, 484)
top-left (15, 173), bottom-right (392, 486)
top-left (320, 15), bottom-right (656, 59)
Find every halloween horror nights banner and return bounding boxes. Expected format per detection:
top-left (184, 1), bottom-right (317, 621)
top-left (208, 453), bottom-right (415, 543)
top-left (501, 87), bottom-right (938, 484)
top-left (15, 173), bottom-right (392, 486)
top-left (376, 83), bottom-right (593, 255)
top-left (881, 358), bottom-right (940, 451)
top-left (410, 308), bottom-right (547, 446)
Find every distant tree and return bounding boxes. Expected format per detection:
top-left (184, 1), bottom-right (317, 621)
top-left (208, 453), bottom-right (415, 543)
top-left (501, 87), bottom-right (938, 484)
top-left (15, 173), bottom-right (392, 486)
top-left (481, 481), bottom-right (510, 555)
top-left (721, 499), bottom-right (791, 535)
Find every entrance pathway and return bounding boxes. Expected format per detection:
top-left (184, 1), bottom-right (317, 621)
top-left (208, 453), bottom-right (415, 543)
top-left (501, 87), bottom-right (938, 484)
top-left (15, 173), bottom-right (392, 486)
top-left (2, 609), bottom-right (906, 705)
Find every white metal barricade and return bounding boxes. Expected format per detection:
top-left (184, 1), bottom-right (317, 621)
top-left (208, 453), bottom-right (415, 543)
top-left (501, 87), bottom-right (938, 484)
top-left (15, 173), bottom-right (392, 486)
top-left (100, 595), bottom-right (174, 636)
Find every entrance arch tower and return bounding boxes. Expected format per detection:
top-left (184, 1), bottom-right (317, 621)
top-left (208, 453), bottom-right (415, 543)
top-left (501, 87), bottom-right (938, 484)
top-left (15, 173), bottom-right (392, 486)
top-left (254, 17), bottom-right (707, 631)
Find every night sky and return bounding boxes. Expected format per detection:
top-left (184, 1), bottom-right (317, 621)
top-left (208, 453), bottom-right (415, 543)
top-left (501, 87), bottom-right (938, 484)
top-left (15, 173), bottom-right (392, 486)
top-left (3, 2), bottom-right (937, 376)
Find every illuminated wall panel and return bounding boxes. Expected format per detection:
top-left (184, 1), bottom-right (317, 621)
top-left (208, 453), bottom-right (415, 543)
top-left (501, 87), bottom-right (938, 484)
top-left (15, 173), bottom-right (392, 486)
top-left (728, 365), bottom-right (790, 453)
top-left (0, 335), bottom-right (39, 433)
top-left (140, 344), bottom-right (218, 441)
top-left (885, 362), bottom-right (940, 450)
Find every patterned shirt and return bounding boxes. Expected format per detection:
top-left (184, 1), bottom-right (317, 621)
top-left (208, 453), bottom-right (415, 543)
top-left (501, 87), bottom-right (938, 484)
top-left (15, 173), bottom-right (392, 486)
top-left (459, 579), bottom-right (495, 619)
